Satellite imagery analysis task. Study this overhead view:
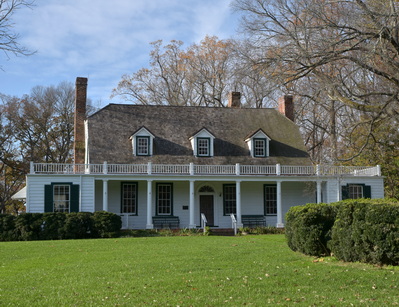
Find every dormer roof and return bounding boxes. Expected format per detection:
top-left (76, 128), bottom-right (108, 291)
top-left (244, 128), bottom-right (271, 142)
top-left (130, 126), bottom-right (155, 139)
top-left (189, 127), bottom-right (215, 140)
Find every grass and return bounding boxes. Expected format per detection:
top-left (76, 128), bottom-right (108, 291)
top-left (1, 235), bottom-right (399, 306)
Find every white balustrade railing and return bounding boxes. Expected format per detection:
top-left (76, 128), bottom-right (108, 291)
top-left (240, 165), bottom-right (276, 175)
top-left (281, 165), bottom-right (315, 175)
top-left (152, 164), bottom-right (190, 174)
top-left (195, 164), bottom-right (235, 174)
top-left (108, 164), bottom-right (147, 174)
top-left (31, 162), bottom-right (380, 177)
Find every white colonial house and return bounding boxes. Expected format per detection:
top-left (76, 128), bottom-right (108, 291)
top-left (24, 78), bottom-right (384, 230)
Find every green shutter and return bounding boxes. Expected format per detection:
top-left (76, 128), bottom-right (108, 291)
top-left (341, 185), bottom-right (349, 200)
top-left (70, 185), bottom-right (80, 212)
top-left (363, 185), bottom-right (371, 198)
top-left (44, 185), bottom-right (53, 212)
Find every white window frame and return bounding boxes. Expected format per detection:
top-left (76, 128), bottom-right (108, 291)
top-left (136, 136), bottom-right (150, 156)
top-left (190, 128), bottom-right (215, 157)
top-left (246, 130), bottom-right (270, 158)
top-left (131, 127), bottom-right (154, 157)
top-left (349, 184), bottom-right (363, 199)
top-left (53, 184), bottom-right (70, 213)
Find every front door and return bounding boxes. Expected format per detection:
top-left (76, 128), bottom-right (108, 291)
top-left (200, 195), bottom-right (214, 226)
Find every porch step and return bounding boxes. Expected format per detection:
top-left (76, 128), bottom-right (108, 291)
top-left (209, 228), bottom-right (236, 236)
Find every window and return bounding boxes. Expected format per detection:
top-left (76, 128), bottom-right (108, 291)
top-left (197, 138), bottom-right (210, 156)
top-left (349, 184), bottom-right (363, 199)
top-left (264, 184), bottom-right (277, 215)
top-left (254, 138), bottom-right (266, 157)
top-left (190, 128), bottom-right (215, 157)
top-left (223, 184), bottom-right (236, 215)
top-left (121, 183), bottom-right (138, 214)
top-left (245, 129), bottom-right (270, 158)
top-left (156, 183), bottom-right (173, 215)
top-left (44, 183), bottom-right (79, 213)
top-left (131, 127), bottom-right (154, 157)
top-left (342, 184), bottom-right (371, 200)
top-left (53, 185), bottom-right (70, 212)
top-left (136, 136), bottom-right (150, 156)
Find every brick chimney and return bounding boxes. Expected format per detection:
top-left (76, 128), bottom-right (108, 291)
top-left (278, 95), bottom-right (294, 121)
top-left (228, 92), bottom-right (241, 108)
top-left (74, 77), bottom-right (87, 164)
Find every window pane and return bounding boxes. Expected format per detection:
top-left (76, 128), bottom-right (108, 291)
top-left (53, 185), bottom-right (70, 213)
top-left (264, 185), bottom-right (277, 215)
top-left (122, 183), bottom-right (137, 214)
top-left (197, 138), bottom-right (209, 156)
top-left (349, 184), bottom-right (363, 199)
top-left (157, 184), bottom-right (172, 215)
top-left (224, 185), bottom-right (236, 215)
top-left (137, 137), bottom-right (149, 155)
top-left (254, 139), bottom-right (265, 157)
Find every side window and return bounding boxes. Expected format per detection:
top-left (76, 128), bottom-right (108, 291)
top-left (45, 183), bottom-right (79, 213)
top-left (53, 185), bottom-right (70, 213)
top-left (342, 184), bottom-right (371, 200)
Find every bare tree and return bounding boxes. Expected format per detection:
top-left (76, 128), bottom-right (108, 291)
top-left (4, 81), bottom-right (75, 164)
top-left (233, 0), bottom-right (399, 156)
top-left (0, 0), bottom-right (35, 67)
top-left (112, 36), bottom-right (279, 107)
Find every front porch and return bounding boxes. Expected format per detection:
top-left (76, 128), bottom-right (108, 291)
top-left (26, 162), bottom-right (383, 229)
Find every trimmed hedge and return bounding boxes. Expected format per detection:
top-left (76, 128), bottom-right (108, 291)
top-left (0, 211), bottom-right (122, 241)
top-left (286, 199), bottom-right (399, 266)
top-left (285, 202), bottom-right (339, 256)
top-left (330, 199), bottom-right (399, 265)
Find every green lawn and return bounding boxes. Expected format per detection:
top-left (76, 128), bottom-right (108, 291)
top-left (1, 235), bottom-right (398, 306)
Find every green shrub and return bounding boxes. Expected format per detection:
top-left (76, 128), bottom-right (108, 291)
top-left (40, 212), bottom-right (67, 240)
top-left (240, 226), bottom-right (285, 235)
top-left (285, 203), bottom-right (338, 256)
top-left (330, 199), bottom-right (399, 265)
top-left (14, 213), bottom-right (44, 241)
top-left (0, 214), bottom-right (17, 241)
top-left (92, 211), bottom-right (121, 238)
top-left (63, 212), bottom-right (93, 239)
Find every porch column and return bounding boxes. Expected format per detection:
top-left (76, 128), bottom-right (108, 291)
top-left (103, 179), bottom-right (108, 211)
top-left (189, 180), bottom-right (196, 228)
top-left (236, 180), bottom-right (243, 228)
top-left (276, 180), bottom-right (284, 228)
top-left (146, 180), bottom-right (153, 229)
top-left (316, 180), bottom-right (322, 204)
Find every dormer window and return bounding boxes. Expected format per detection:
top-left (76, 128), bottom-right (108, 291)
top-left (197, 138), bottom-right (210, 156)
top-left (130, 127), bottom-right (155, 157)
top-left (190, 128), bottom-right (215, 157)
top-left (245, 129), bottom-right (270, 158)
top-left (253, 138), bottom-right (266, 157)
top-left (137, 136), bottom-right (150, 156)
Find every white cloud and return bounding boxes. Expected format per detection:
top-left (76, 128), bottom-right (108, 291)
top-left (4, 0), bottom-right (238, 105)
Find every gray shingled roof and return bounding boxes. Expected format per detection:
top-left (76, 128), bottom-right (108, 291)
top-left (87, 104), bottom-right (311, 165)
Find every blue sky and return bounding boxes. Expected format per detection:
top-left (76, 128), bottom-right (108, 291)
top-left (1, 0), bottom-right (240, 107)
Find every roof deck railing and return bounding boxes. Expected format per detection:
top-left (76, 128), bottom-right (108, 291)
top-left (30, 162), bottom-right (381, 177)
